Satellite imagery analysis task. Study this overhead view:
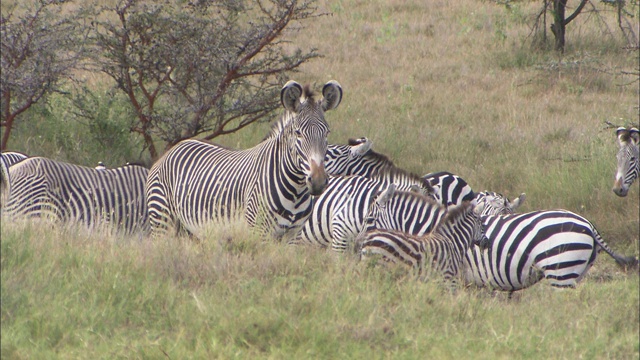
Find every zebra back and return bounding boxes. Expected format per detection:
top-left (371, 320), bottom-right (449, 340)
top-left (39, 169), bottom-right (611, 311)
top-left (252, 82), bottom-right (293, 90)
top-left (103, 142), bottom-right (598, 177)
top-left (146, 80), bottom-right (342, 240)
top-left (613, 126), bottom-right (639, 197)
top-left (358, 201), bottom-right (485, 286)
top-left (5, 157), bottom-right (149, 234)
top-left (1, 151), bottom-right (29, 167)
top-left (422, 171), bottom-right (475, 206)
top-left (359, 183), bottom-right (446, 238)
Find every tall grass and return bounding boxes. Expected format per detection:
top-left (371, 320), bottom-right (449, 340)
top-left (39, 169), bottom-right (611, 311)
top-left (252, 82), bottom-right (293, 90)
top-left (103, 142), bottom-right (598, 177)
top-left (2, 0), bottom-right (639, 357)
top-left (1, 219), bottom-right (638, 358)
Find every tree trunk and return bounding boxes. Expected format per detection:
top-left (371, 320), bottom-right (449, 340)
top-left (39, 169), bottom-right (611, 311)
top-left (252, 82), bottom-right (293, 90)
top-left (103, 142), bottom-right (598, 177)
top-left (552, 0), bottom-right (567, 52)
top-left (1, 114), bottom-right (15, 150)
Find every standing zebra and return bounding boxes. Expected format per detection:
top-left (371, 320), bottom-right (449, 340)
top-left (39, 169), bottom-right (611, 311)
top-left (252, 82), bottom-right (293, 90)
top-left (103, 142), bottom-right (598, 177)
top-left (612, 126), bottom-right (639, 197)
top-left (145, 80), bottom-right (342, 240)
top-left (356, 195), bottom-right (486, 288)
top-left (4, 157), bottom-right (150, 234)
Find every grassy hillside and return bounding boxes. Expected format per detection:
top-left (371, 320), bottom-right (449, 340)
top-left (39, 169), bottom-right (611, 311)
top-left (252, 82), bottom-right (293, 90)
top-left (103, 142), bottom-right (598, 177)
top-left (2, 0), bottom-right (639, 358)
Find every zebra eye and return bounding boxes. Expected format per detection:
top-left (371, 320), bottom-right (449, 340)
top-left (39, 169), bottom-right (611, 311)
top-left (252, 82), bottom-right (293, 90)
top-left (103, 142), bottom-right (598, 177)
top-left (294, 129), bottom-right (302, 137)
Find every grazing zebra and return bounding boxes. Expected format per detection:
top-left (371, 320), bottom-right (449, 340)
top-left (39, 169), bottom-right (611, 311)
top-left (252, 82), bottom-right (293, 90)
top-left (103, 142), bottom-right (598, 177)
top-left (4, 157), bottom-right (149, 234)
top-left (612, 126), bottom-right (639, 197)
top-left (292, 170), bottom-right (436, 252)
top-left (422, 171), bottom-right (475, 207)
top-left (145, 80), bottom-right (342, 240)
top-left (356, 198), bottom-right (486, 288)
top-left (464, 209), bottom-right (639, 291)
top-left (1, 151), bottom-right (29, 167)
top-left (474, 190), bottom-right (526, 216)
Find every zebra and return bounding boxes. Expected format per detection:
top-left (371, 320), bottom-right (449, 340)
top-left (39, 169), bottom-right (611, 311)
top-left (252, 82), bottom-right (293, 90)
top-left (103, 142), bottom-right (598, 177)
top-left (145, 80), bottom-right (343, 240)
top-left (354, 186), bottom-right (637, 291)
top-left (356, 193), bottom-right (486, 288)
top-left (292, 169), bottom-right (437, 252)
top-left (95, 162), bottom-right (107, 170)
top-left (612, 126), bottom-right (639, 197)
top-left (322, 137), bottom-right (466, 203)
top-left (464, 208), bottom-right (639, 291)
top-left (4, 157), bottom-right (150, 234)
top-left (422, 171), bottom-right (476, 207)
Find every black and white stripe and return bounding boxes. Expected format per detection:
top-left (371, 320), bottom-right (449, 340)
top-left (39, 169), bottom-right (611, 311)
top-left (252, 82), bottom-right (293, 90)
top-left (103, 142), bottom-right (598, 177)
top-left (465, 209), bottom-right (638, 291)
top-left (145, 80), bottom-right (342, 240)
top-left (1, 151), bottom-right (29, 167)
top-left (292, 170), bottom-right (436, 252)
top-left (612, 126), bottom-right (639, 197)
top-left (4, 157), bottom-right (149, 233)
top-left (422, 171), bottom-right (475, 207)
top-left (357, 200), bottom-right (486, 287)
top-left (474, 190), bottom-right (526, 216)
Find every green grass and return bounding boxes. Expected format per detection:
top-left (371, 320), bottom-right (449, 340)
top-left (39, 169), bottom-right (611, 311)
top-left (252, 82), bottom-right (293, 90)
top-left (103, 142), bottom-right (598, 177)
top-left (2, 0), bottom-right (639, 357)
top-left (1, 219), bottom-right (638, 358)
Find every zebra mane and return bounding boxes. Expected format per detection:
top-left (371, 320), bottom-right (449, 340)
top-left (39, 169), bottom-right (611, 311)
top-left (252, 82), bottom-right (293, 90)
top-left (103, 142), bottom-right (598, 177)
top-left (263, 111), bottom-right (296, 141)
top-left (436, 201), bottom-right (474, 232)
top-left (302, 84), bottom-right (315, 102)
top-left (375, 166), bottom-right (434, 193)
top-left (123, 161), bottom-right (149, 169)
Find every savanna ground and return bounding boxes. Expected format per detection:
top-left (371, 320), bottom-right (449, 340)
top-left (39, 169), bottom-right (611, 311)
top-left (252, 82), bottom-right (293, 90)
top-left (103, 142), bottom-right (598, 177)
top-left (2, 0), bottom-right (639, 358)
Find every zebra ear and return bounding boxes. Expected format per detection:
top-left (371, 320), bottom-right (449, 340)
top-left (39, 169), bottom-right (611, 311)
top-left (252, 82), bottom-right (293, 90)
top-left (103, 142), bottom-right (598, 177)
top-left (510, 193), bottom-right (526, 211)
top-left (322, 80), bottom-right (343, 111)
top-left (376, 183), bottom-right (396, 206)
top-left (630, 128), bottom-right (640, 144)
top-left (281, 81), bottom-right (303, 112)
top-left (350, 137), bottom-right (372, 156)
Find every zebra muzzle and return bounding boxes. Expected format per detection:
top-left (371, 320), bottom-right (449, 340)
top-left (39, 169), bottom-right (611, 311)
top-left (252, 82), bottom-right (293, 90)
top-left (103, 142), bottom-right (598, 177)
top-left (308, 159), bottom-right (328, 196)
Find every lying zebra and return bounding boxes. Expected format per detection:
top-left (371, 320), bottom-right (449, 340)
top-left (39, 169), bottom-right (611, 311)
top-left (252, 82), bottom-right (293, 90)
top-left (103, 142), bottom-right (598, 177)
top-left (465, 191), bottom-right (638, 291)
top-left (355, 184), bottom-right (487, 289)
top-left (352, 185), bottom-right (637, 292)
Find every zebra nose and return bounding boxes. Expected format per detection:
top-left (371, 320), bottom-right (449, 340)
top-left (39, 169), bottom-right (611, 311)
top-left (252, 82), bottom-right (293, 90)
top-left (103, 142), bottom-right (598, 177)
top-left (308, 159), bottom-right (328, 196)
top-left (612, 179), bottom-right (628, 197)
top-left (308, 174), bottom-right (328, 196)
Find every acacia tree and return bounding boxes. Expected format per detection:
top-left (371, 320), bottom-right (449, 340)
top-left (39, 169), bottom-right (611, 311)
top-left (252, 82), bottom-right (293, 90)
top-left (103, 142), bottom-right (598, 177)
top-left (89, 0), bottom-right (322, 160)
top-left (0, 0), bottom-right (87, 150)
top-left (530, 0), bottom-right (639, 52)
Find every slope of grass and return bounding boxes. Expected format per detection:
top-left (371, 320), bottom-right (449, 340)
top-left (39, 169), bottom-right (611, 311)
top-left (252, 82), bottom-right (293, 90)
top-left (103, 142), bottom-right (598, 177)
top-left (1, 219), bottom-right (638, 358)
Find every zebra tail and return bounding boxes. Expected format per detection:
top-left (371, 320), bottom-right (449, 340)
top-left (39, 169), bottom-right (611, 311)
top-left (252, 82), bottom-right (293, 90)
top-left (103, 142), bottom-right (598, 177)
top-left (593, 230), bottom-right (639, 270)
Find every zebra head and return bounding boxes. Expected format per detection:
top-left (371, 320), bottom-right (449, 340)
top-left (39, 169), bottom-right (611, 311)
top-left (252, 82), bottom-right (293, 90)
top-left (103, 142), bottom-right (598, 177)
top-left (613, 126), bottom-right (639, 197)
top-left (439, 200), bottom-right (488, 249)
top-left (474, 191), bottom-right (526, 216)
top-left (280, 80), bottom-right (342, 196)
